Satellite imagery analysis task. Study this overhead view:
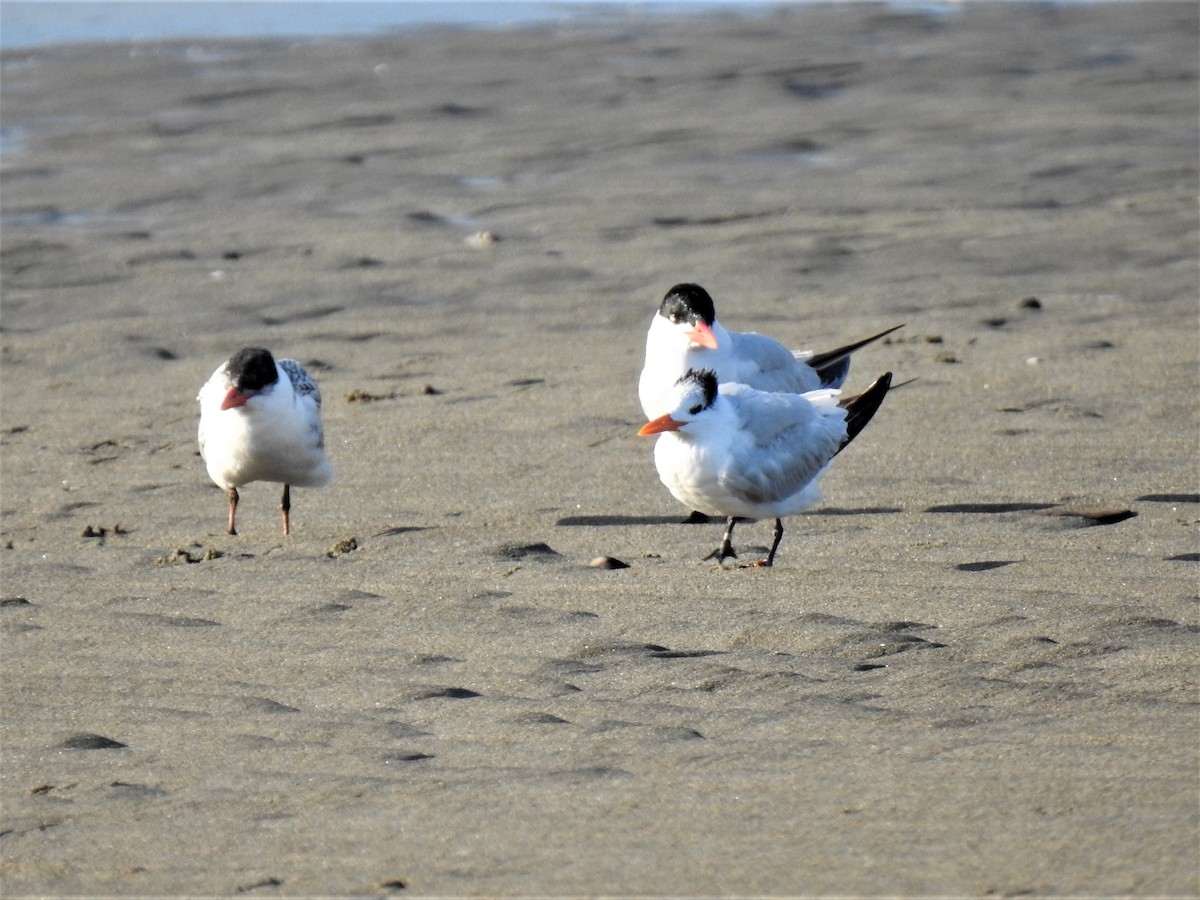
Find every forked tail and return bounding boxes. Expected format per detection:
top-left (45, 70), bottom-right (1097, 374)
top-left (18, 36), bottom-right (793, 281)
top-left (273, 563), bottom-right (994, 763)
top-left (806, 324), bottom-right (904, 387)
top-left (837, 372), bottom-right (892, 454)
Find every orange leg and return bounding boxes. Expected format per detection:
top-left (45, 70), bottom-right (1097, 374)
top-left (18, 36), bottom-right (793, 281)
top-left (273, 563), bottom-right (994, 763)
top-left (280, 484), bottom-right (291, 536)
top-left (226, 486), bottom-right (239, 535)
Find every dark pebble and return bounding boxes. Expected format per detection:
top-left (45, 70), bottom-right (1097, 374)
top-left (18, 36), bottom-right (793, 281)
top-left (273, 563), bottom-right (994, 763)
top-left (494, 542), bottom-right (559, 559)
top-left (956, 560), bottom-right (1017, 572)
top-left (60, 733), bottom-right (127, 750)
top-left (382, 752), bottom-right (435, 763)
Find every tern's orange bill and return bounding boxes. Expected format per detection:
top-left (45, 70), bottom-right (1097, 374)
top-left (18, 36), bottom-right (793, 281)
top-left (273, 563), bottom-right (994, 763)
top-left (221, 387), bottom-right (251, 410)
top-left (638, 414), bottom-right (684, 436)
top-left (685, 321), bottom-right (718, 349)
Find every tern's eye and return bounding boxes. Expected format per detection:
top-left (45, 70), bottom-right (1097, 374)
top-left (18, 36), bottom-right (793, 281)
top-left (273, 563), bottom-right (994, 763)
top-left (688, 403), bottom-right (703, 415)
top-left (670, 313), bottom-right (683, 324)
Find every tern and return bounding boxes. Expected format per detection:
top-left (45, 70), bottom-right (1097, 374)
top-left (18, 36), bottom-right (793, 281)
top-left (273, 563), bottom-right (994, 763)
top-left (638, 282), bottom-right (900, 419)
top-left (638, 368), bottom-right (892, 567)
top-left (197, 347), bottom-right (333, 535)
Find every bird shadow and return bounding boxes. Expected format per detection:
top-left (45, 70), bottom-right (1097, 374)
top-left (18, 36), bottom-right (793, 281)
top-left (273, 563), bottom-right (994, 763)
top-left (556, 508), bottom-right (903, 527)
top-left (555, 515), bottom-right (689, 527)
top-left (812, 507), bottom-right (904, 516)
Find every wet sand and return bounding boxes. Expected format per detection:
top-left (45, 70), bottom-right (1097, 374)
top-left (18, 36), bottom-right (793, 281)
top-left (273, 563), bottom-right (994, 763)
top-left (1, 2), bottom-right (1197, 896)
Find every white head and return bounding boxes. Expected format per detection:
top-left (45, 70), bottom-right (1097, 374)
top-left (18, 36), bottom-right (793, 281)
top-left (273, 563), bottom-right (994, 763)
top-left (638, 368), bottom-right (720, 436)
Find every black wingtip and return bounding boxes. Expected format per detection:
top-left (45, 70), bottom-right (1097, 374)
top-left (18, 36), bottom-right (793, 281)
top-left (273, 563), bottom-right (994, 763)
top-left (807, 324), bottom-right (905, 384)
top-left (838, 371), bottom-right (892, 453)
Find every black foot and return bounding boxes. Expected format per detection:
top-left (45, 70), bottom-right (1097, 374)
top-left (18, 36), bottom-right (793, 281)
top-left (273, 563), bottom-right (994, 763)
top-left (702, 516), bottom-right (742, 564)
top-left (683, 510), bottom-right (711, 524)
top-left (703, 544), bottom-right (737, 563)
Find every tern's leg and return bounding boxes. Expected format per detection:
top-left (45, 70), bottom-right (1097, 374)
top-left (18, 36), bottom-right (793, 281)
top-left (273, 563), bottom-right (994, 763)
top-left (743, 518), bottom-right (785, 568)
top-left (703, 517), bottom-right (741, 562)
top-left (226, 486), bottom-right (239, 535)
top-left (280, 484), bottom-right (291, 536)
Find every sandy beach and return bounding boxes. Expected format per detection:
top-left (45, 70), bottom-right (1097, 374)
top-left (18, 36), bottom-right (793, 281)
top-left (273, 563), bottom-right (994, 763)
top-left (2, 2), bottom-right (1197, 896)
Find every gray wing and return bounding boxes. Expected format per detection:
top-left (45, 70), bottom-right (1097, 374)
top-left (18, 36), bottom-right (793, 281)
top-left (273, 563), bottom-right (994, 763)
top-left (720, 386), bottom-right (846, 506)
top-left (726, 331), bottom-right (822, 394)
top-left (279, 358), bottom-right (322, 406)
top-left (280, 358), bottom-right (326, 452)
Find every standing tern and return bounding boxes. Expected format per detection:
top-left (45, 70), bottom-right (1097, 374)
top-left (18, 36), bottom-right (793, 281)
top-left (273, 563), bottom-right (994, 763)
top-left (638, 368), bottom-right (892, 567)
top-left (197, 347), bottom-right (333, 535)
top-left (638, 282), bottom-right (901, 419)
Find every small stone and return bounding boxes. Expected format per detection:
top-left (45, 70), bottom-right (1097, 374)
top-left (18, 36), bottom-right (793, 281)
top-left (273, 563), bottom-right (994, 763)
top-left (465, 230), bottom-right (497, 248)
top-left (345, 388), bottom-right (399, 403)
top-left (1026, 356), bottom-right (1041, 365)
top-left (327, 537), bottom-right (358, 558)
top-left (589, 556), bottom-right (630, 570)
top-left (1019, 296), bottom-right (1042, 309)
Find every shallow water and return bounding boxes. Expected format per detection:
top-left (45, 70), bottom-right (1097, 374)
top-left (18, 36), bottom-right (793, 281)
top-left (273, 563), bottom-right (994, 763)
top-left (1, 0), bottom-right (777, 49)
